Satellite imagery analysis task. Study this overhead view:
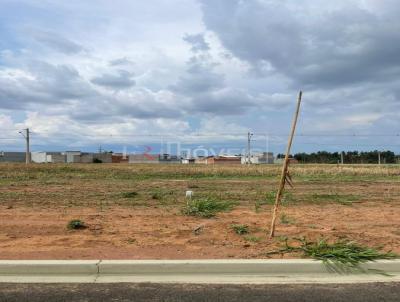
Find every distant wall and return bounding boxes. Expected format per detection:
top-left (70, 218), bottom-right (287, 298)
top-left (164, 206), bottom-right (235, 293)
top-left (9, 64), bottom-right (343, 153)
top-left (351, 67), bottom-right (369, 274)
top-left (0, 152), bottom-right (26, 163)
top-left (31, 152), bottom-right (47, 163)
top-left (49, 154), bottom-right (66, 163)
top-left (65, 152), bottom-right (81, 163)
top-left (129, 154), bottom-right (159, 164)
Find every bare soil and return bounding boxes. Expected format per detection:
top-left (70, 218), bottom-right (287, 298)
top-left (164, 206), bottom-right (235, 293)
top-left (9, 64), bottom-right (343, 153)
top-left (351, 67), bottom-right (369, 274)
top-left (0, 164), bottom-right (399, 259)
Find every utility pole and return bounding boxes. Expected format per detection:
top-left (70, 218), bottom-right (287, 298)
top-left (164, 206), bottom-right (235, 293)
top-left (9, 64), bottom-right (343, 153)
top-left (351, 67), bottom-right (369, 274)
top-left (378, 151), bottom-right (381, 165)
top-left (247, 132), bottom-right (253, 164)
top-left (341, 152), bottom-right (344, 165)
top-left (19, 128), bottom-right (31, 164)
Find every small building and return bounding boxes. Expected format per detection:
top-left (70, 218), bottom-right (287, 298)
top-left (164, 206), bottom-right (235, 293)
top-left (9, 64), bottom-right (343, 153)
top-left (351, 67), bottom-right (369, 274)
top-left (0, 152), bottom-right (26, 163)
top-left (31, 152), bottom-right (66, 163)
top-left (194, 156), bottom-right (208, 164)
top-left (242, 152), bottom-right (274, 164)
top-left (182, 158), bottom-right (196, 164)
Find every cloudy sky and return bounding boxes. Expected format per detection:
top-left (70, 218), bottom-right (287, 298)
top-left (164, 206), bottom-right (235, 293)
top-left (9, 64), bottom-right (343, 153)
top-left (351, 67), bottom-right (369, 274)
top-left (0, 0), bottom-right (399, 154)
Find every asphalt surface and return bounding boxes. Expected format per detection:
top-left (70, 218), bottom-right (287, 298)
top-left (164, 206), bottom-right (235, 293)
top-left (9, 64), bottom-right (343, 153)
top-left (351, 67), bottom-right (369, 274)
top-left (0, 283), bottom-right (399, 302)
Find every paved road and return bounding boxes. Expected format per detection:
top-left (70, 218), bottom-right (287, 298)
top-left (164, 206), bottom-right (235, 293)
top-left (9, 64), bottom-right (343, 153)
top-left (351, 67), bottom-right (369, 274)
top-left (0, 283), bottom-right (399, 302)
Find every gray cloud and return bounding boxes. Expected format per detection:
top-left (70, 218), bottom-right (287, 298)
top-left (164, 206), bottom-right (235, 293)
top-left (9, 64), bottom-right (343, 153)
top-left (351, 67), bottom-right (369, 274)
top-left (109, 57), bottom-right (135, 67)
top-left (91, 70), bottom-right (136, 89)
top-left (171, 41), bottom-right (260, 115)
top-left (183, 33), bottom-right (210, 52)
top-left (190, 88), bottom-right (257, 115)
top-left (0, 61), bottom-right (95, 110)
top-left (32, 30), bottom-right (84, 54)
top-left (199, 0), bottom-right (400, 89)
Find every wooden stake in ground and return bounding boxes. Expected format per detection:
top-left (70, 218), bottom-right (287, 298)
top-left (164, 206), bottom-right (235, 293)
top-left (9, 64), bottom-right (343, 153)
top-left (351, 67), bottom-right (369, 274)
top-left (269, 91), bottom-right (303, 238)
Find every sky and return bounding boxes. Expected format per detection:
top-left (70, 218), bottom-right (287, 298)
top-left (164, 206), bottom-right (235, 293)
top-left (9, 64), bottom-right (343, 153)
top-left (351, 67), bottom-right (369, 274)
top-left (0, 0), bottom-right (399, 155)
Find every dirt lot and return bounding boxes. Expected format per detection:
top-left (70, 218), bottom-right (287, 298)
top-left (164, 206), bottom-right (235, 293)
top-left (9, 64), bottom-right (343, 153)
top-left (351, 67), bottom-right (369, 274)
top-left (0, 163), bottom-right (399, 259)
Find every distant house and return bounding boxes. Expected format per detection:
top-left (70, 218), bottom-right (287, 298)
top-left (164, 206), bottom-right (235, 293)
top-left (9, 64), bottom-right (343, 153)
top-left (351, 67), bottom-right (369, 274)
top-left (31, 152), bottom-right (66, 163)
top-left (196, 155), bottom-right (241, 165)
top-left (241, 152), bottom-right (274, 164)
top-left (0, 152), bottom-right (26, 163)
top-left (182, 158), bottom-right (195, 164)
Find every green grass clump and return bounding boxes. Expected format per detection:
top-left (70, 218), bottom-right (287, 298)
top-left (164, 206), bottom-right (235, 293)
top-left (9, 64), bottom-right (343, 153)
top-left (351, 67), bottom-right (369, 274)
top-left (265, 190), bottom-right (294, 204)
top-left (231, 224), bottom-right (249, 235)
top-left (67, 219), bottom-right (86, 230)
top-left (182, 198), bottom-right (236, 218)
top-left (280, 213), bottom-right (295, 225)
top-left (309, 193), bottom-right (360, 205)
top-left (278, 238), bottom-right (398, 273)
top-left (244, 235), bottom-right (262, 243)
top-left (121, 191), bottom-right (138, 198)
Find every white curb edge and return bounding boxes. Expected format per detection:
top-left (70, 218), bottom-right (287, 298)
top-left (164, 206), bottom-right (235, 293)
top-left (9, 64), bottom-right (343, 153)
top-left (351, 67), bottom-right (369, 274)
top-left (0, 260), bottom-right (400, 284)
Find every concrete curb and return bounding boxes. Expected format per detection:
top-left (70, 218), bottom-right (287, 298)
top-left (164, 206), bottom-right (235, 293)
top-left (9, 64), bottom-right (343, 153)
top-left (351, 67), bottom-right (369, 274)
top-left (0, 259), bottom-right (399, 275)
top-left (0, 260), bottom-right (99, 275)
top-left (0, 260), bottom-right (399, 283)
top-left (100, 259), bottom-right (331, 275)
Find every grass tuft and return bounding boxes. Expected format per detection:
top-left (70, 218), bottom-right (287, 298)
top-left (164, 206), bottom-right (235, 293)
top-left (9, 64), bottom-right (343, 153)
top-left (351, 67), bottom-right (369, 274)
top-left (231, 224), bottom-right (249, 235)
top-left (280, 213), bottom-right (295, 225)
top-left (273, 237), bottom-right (398, 274)
top-left (121, 191), bottom-right (139, 198)
top-left (244, 235), bottom-right (262, 243)
top-left (67, 219), bottom-right (86, 230)
top-left (182, 197), bottom-right (236, 218)
top-left (309, 193), bottom-right (360, 205)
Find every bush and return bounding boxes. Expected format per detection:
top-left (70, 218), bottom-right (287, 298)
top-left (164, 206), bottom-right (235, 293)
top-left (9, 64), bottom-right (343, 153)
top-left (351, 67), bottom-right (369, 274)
top-left (93, 158), bottom-right (103, 163)
top-left (182, 197), bottom-right (236, 218)
top-left (67, 219), bottom-right (86, 230)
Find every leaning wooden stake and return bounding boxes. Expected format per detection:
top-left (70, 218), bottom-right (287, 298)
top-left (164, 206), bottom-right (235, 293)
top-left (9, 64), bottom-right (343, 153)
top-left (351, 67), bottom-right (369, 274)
top-left (269, 91), bottom-right (303, 238)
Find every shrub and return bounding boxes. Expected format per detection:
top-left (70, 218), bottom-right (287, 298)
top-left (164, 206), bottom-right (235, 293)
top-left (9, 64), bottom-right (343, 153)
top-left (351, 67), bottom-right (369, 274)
top-left (67, 219), bottom-right (86, 230)
top-left (182, 197), bottom-right (236, 218)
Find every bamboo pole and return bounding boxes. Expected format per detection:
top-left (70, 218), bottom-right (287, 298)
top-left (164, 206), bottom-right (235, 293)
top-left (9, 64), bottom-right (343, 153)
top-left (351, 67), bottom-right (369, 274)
top-left (269, 91), bottom-right (303, 238)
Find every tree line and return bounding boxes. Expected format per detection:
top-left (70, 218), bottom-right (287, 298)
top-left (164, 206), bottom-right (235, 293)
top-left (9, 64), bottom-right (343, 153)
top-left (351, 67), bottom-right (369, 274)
top-left (277, 151), bottom-right (399, 164)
